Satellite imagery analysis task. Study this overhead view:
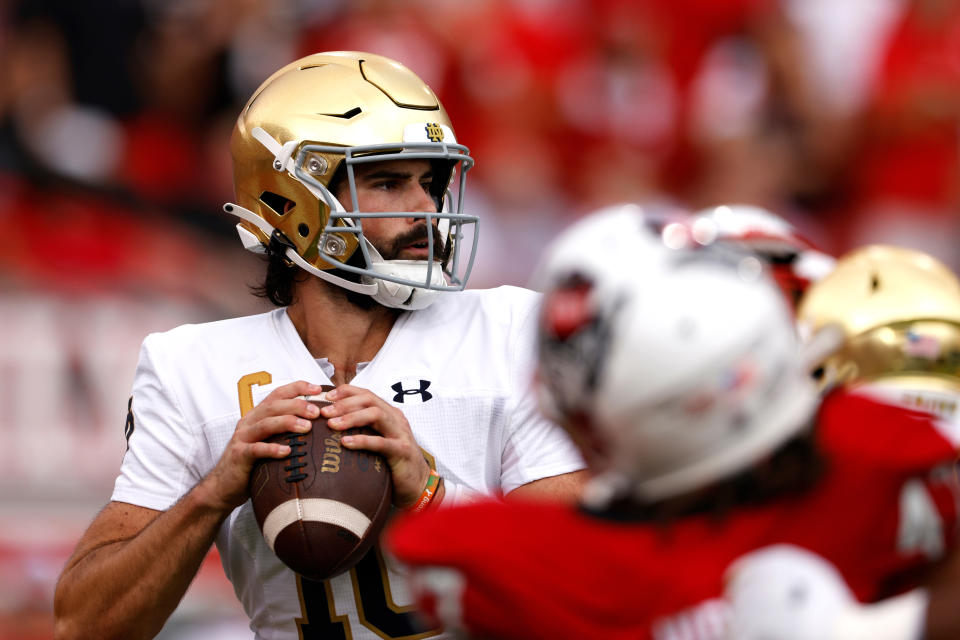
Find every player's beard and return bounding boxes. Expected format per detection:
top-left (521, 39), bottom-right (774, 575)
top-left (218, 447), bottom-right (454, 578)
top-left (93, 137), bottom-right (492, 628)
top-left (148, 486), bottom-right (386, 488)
top-left (339, 222), bottom-right (449, 310)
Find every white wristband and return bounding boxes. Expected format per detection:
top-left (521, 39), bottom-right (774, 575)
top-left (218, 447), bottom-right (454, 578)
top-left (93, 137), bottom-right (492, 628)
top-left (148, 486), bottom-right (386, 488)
top-left (833, 589), bottom-right (928, 640)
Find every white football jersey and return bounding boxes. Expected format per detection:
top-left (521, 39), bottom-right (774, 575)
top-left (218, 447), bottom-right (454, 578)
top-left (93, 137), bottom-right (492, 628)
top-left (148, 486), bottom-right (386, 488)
top-left (112, 286), bottom-right (584, 640)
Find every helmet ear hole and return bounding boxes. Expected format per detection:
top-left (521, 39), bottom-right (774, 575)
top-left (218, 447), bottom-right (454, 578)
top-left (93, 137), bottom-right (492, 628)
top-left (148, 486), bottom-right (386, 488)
top-left (260, 191), bottom-right (296, 216)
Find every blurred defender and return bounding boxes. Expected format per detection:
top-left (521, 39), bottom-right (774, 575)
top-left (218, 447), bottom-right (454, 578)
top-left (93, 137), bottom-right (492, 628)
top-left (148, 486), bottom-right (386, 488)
top-left (690, 203), bottom-right (836, 309)
top-left (725, 244), bottom-right (960, 640)
top-left (798, 244), bottom-right (960, 424)
top-left (52, 52), bottom-right (584, 640)
top-left (387, 204), bottom-right (960, 639)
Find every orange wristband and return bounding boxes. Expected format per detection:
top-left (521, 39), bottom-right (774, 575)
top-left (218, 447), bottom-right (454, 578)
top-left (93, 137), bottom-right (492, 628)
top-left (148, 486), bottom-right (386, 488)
top-left (410, 469), bottom-right (442, 513)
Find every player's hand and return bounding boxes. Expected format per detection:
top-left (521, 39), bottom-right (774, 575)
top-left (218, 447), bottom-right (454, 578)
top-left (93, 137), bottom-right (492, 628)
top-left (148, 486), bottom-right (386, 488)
top-left (320, 384), bottom-right (431, 509)
top-left (724, 544), bottom-right (854, 640)
top-left (196, 381), bottom-right (325, 512)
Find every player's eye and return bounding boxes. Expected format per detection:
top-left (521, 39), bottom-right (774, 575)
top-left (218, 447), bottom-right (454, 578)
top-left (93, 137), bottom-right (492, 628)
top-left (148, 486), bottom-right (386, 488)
top-left (373, 179), bottom-right (400, 191)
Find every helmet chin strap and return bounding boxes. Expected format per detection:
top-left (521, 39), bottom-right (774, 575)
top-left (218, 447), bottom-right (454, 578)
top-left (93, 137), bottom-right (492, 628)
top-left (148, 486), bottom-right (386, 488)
top-left (224, 202), bottom-right (448, 308)
top-left (223, 202), bottom-right (377, 295)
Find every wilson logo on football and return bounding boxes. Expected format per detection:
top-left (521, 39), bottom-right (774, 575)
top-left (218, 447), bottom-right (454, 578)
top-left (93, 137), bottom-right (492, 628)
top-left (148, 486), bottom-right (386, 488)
top-left (321, 433), bottom-right (343, 473)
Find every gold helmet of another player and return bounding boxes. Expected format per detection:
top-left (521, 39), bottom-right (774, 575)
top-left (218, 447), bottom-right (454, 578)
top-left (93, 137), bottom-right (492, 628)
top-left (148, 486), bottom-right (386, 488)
top-left (798, 245), bottom-right (960, 420)
top-left (223, 51), bottom-right (477, 310)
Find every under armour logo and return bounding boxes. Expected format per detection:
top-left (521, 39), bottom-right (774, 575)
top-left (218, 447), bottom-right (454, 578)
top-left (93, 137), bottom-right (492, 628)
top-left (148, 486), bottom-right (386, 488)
top-left (424, 122), bottom-right (444, 142)
top-left (392, 380), bottom-right (433, 403)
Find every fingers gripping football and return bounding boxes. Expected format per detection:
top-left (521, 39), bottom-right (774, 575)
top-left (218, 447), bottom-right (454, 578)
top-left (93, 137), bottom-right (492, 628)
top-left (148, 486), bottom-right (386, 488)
top-left (199, 381), bottom-right (325, 512)
top-left (321, 385), bottom-right (432, 509)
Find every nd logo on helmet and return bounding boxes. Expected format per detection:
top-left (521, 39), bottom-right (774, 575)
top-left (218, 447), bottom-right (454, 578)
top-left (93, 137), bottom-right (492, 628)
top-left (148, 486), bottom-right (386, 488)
top-left (425, 123), bottom-right (444, 142)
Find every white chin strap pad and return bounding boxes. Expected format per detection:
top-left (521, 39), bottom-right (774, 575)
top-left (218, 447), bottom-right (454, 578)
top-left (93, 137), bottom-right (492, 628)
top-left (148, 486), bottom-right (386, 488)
top-left (363, 259), bottom-right (447, 310)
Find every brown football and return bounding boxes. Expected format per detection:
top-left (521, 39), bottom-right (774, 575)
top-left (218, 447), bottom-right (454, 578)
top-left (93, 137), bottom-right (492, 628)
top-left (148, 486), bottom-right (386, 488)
top-left (248, 392), bottom-right (393, 581)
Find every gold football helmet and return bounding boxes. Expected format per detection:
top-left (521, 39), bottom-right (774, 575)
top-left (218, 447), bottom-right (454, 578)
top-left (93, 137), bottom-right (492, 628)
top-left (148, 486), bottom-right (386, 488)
top-left (223, 51), bottom-right (477, 309)
top-left (798, 245), bottom-right (960, 421)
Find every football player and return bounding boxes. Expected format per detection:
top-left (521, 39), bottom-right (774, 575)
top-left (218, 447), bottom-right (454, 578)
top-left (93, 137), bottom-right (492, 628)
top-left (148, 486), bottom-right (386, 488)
top-left (690, 203), bottom-right (836, 309)
top-left (386, 203), bottom-right (960, 639)
top-left (797, 244), bottom-right (960, 426)
top-left (53, 52), bottom-right (585, 639)
top-left (722, 244), bottom-right (960, 640)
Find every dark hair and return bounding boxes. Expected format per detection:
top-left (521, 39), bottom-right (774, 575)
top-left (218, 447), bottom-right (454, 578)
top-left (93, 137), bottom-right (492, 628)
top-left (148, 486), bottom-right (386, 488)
top-left (251, 235), bottom-right (305, 307)
top-left (590, 428), bottom-right (825, 523)
top-left (250, 232), bottom-right (378, 309)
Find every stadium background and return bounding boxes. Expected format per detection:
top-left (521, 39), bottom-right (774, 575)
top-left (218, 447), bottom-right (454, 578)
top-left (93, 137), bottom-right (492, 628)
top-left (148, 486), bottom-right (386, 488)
top-left (1, 0), bottom-right (959, 637)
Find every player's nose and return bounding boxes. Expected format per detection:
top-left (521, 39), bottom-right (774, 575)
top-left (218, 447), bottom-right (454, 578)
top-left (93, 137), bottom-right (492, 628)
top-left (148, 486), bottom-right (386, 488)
top-left (404, 182), bottom-right (437, 216)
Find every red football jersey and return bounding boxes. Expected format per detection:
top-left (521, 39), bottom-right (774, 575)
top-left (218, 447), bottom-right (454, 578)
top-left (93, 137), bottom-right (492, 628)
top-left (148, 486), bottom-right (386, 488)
top-left (387, 390), bottom-right (960, 640)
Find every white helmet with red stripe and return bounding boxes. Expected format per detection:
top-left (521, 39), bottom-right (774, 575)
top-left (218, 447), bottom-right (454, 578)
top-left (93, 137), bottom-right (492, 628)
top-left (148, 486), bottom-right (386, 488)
top-left (532, 202), bottom-right (819, 506)
top-left (691, 204), bottom-right (835, 308)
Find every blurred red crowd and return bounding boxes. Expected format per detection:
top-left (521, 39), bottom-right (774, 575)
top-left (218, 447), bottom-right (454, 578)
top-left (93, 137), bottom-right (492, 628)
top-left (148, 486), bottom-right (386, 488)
top-left (3, 2), bottom-right (960, 638)
top-left (1, 0), bottom-right (959, 295)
